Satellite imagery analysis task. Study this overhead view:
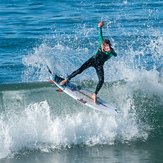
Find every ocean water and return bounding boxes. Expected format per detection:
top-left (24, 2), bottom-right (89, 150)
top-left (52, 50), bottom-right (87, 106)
top-left (0, 0), bottom-right (163, 162)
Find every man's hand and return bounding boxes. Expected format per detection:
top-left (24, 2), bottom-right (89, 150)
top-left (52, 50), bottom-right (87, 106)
top-left (98, 21), bottom-right (105, 27)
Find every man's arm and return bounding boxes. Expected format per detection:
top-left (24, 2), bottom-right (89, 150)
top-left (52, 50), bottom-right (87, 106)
top-left (98, 21), bottom-right (105, 48)
top-left (99, 27), bottom-right (103, 48)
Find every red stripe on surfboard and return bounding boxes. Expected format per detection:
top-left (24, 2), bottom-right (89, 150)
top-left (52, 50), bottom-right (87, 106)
top-left (50, 80), bottom-right (54, 83)
top-left (77, 99), bottom-right (87, 104)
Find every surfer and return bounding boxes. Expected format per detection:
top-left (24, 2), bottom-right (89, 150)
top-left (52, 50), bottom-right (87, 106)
top-left (60, 21), bottom-right (117, 104)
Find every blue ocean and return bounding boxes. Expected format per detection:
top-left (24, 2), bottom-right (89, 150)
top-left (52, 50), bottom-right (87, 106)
top-left (0, 0), bottom-right (163, 162)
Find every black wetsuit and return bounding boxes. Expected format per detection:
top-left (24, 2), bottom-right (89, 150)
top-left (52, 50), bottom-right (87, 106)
top-left (67, 27), bottom-right (117, 95)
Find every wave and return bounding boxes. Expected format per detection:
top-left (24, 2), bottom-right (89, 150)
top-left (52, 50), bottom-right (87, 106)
top-left (0, 79), bottom-right (162, 159)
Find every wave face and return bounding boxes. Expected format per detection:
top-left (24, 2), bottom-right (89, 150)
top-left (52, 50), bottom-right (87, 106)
top-left (0, 79), bottom-right (162, 159)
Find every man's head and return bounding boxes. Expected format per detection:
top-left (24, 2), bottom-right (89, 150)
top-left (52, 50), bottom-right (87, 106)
top-left (101, 39), bottom-right (112, 52)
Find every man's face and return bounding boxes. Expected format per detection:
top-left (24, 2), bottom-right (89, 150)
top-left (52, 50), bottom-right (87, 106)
top-left (103, 43), bottom-right (111, 52)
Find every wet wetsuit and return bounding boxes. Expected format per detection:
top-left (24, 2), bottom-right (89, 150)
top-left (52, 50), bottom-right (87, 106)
top-left (67, 27), bottom-right (117, 95)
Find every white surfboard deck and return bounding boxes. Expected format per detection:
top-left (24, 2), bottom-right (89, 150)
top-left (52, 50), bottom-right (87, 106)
top-left (50, 75), bottom-right (117, 115)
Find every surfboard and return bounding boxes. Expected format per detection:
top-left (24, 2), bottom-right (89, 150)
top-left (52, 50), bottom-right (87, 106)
top-left (50, 75), bottom-right (117, 115)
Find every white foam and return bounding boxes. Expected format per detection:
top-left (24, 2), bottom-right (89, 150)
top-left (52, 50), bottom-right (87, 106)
top-left (0, 100), bottom-right (149, 159)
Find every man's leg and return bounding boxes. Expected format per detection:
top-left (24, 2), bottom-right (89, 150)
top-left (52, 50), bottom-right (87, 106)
top-left (60, 57), bottom-right (94, 85)
top-left (92, 65), bottom-right (104, 104)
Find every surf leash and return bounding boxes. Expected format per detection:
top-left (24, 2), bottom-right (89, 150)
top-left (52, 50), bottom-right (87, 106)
top-left (38, 54), bottom-right (65, 92)
top-left (38, 52), bottom-right (54, 76)
top-left (46, 64), bottom-right (53, 76)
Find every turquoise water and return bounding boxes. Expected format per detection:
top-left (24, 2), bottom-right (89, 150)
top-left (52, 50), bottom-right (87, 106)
top-left (0, 0), bottom-right (163, 162)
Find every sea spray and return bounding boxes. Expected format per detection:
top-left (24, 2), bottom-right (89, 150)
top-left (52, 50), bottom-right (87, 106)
top-left (0, 98), bottom-right (149, 159)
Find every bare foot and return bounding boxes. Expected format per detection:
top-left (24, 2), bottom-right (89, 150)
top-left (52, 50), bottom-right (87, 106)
top-left (60, 79), bottom-right (68, 85)
top-left (92, 93), bottom-right (98, 104)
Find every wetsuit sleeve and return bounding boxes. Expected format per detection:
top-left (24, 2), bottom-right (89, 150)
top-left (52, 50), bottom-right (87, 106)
top-left (111, 48), bottom-right (117, 57)
top-left (99, 27), bottom-right (103, 48)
